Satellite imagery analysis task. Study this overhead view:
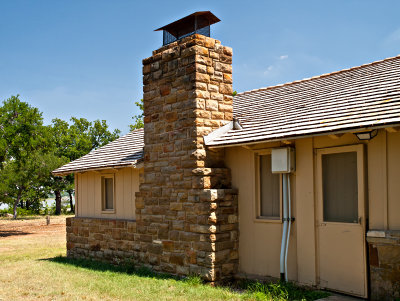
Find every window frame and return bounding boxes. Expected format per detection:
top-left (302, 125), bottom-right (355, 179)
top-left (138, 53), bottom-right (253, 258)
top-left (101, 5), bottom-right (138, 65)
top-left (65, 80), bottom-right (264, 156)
top-left (316, 144), bottom-right (365, 226)
top-left (101, 173), bottom-right (116, 214)
top-left (254, 149), bottom-right (283, 223)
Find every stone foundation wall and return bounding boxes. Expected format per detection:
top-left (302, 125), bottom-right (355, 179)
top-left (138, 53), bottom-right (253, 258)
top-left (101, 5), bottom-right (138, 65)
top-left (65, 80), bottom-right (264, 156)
top-left (66, 217), bottom-right (137, 265)
top-left (367, 230), bottom-right (400, 300)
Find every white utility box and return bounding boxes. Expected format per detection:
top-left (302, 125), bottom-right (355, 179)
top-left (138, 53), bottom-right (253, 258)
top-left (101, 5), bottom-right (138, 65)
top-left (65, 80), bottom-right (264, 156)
top-left (271, 147), bottom-right (295, 173)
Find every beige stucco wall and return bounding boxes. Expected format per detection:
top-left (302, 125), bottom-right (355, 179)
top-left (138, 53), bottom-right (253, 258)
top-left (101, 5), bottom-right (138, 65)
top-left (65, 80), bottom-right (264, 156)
top-left (224, 129), bottom-right (400, 284)
top-left (75, 167), bottom-right (140, 220)
top-left (225, 142), bottom-right (298, 281)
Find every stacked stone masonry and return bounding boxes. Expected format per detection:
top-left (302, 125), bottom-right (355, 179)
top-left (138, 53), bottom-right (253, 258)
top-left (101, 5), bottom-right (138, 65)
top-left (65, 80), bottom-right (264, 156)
top-left (65, 34), bottom-right (238, 282)
top-left (367, 231), bottom-right (400, 301)
top-left (135, 34), bottom-right (238, 282)
top-left (66, 217), bottom-right (137, 264)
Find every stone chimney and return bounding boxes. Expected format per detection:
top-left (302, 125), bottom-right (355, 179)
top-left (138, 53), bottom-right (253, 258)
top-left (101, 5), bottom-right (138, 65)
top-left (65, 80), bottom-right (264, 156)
top-left (135, 14), bottom-right (238, 282)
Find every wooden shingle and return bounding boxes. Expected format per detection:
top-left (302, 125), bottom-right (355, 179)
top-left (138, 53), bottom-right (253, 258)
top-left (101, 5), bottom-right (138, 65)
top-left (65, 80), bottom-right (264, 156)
top-left (52, 128), bottom-right (144, 175)
top-left (206, 55), bottom-right (400, 147)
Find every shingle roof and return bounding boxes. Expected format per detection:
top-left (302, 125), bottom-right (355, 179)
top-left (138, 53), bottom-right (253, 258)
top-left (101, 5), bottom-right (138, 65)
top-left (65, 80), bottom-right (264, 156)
top-left (206, 55), bottom-right (400, 147)
top-left (54, 55), bottom-right (400, 174)
top-left (52, 128), bottom-right (144, 175)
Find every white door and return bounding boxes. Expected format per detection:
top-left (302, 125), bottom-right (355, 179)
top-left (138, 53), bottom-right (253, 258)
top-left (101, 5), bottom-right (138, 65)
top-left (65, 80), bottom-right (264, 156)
top-left (316, 145), bottom-right (367, 298)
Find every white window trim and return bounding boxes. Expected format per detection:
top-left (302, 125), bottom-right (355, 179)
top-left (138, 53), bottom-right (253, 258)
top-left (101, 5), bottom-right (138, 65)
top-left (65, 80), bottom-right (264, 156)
top-left (101, 173), bottom-right (116, 214)
top-left (254, 149), bottom-right (283, 224)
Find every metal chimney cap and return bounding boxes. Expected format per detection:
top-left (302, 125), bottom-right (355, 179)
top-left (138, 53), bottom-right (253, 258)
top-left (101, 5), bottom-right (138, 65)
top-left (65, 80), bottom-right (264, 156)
top-left (155, 11), bottom-right (220, 33)
top-left (155, 11), bottom-right (220, 46)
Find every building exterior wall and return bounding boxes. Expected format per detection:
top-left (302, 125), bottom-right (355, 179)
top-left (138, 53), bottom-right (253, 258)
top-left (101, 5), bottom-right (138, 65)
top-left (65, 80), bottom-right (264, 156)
top-left (224, 129), bottom-right (400, 299)
top-left (387, 131), bottom-right (400, 230)
top-left (67, 128), bottom-right (400, 298)
top-left (61, 27), bottom-right (400, 296)
top-left (224, 143), bottom-right (298, 281)
top-left (75, 167), bottom-right (140, 220)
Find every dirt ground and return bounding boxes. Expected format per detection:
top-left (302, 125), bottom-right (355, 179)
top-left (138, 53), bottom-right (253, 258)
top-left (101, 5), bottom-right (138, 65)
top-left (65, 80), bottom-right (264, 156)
top-left (0, 216), bottom-right (67, 241)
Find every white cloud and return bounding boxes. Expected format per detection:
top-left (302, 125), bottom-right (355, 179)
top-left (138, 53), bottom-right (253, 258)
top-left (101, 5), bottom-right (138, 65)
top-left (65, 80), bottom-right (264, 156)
top-left (385, 28), bottom-right (400, 44)
top-left (263, 65), bottom-right (274, 75)
top-left (263, 55), bottom-right (289, 76)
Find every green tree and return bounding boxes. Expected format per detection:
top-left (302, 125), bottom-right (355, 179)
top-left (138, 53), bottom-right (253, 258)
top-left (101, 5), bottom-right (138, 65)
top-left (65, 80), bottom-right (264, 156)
top-left (130, 99), bottom-right (144, 131)
top-left (0, 151), bottom-right (66, 218)
top-left (0, 96), bottom-right (53, 218)
top-left (0, 95), bottom-right (46, 168)
top-left (50, 117), bottom-right (120, 214)
top-left (0, 95), bottom-right (121, 217)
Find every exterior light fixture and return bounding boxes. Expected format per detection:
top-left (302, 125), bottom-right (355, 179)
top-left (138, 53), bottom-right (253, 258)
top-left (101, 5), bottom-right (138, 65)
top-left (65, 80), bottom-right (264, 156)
top-left (354, 129), bottom-right (378, 140)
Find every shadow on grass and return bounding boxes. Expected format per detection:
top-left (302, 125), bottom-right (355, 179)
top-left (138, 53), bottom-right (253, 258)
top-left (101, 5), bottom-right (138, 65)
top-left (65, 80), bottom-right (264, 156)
top-left (42, 256), bottom-right (329, 301)
top-left (0, 230), bottom-right (32, 238)
top-left (43, 256), bottom-right (182, 281)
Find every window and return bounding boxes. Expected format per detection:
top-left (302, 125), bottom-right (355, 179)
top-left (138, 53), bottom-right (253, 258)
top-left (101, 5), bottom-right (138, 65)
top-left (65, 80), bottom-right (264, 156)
top-left (322, 152), bottom-right (358, 223)
top-left (102, 175), bottom-right (114, 211)
top-left (258, 153), bottom-right (281, 220)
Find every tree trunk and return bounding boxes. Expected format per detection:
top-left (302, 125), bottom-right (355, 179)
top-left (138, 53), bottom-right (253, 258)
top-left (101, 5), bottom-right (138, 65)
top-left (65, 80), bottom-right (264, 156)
top-left (20, 199), bottom-right (24, 209)
top-left (55, 190), bottom-right (62, 215)
top-left (68, 190), bottom-right (74, 213)
top-left (13, 193), bottom-right (22, 219)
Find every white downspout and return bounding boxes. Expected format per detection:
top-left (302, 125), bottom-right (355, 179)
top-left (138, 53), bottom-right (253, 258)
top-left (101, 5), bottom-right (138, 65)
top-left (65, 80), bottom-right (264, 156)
top-left (280, 174), bottom-right (288, 281)
top-left (285, 174), bottom-right (292, 282)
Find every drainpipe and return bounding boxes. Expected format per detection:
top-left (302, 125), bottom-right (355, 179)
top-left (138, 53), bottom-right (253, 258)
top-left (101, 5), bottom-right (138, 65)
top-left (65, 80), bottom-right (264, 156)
top-left (280, 174), bottom-right (289, 281)
top-left (285, 174), bottom-right (292, 282)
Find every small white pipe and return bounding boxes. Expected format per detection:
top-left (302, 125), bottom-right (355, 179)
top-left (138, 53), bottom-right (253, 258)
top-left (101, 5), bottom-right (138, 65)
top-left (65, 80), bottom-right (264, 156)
top-left (280, 174), bottom-right (288, 281)
top-left (285, 175), bottom-right (292, 282)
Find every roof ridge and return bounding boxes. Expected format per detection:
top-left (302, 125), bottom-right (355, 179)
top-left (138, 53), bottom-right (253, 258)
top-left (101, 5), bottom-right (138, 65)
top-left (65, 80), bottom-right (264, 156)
top-left (236, 54), bottom-right (400, 96)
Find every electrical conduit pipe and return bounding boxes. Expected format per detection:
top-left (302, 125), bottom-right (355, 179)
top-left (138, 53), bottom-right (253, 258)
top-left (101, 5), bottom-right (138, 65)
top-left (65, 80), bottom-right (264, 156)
top-left (285, 175), bottom-right (292, 282)
top-left (280, 174), bottom-right (288, 281)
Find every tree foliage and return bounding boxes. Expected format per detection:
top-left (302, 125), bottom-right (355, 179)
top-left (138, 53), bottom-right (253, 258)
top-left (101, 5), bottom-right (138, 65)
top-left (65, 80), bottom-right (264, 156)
top-left (49, 117), bottom-right (120, 214)
top-left (0, 95), bottom-right (121, 218)
top-left (0, 95), bottom-right (47, 168)
top-left (130, 99), bottom-right (144, 131)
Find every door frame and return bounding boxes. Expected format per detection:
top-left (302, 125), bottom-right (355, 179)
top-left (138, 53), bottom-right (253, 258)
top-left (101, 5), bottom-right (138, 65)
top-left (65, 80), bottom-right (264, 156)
top-left (315, 144), bottom-right (368, 298)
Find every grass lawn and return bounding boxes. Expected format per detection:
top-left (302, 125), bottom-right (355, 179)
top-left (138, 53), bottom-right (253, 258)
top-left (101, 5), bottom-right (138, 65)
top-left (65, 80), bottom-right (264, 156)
top-left (0, 216), bottom-right (329, 301)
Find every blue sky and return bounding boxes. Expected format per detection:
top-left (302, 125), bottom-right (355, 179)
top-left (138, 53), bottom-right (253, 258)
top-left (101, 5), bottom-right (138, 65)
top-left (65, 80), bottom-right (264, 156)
top-left (1, 0), bottom-right (400, 134)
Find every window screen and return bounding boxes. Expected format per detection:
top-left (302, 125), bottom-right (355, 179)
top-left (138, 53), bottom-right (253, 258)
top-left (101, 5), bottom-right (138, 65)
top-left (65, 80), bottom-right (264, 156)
top-left (103, 177), bottom-right (114, 210)
top-left (259, 154), bottom-right (280, 218)
top-left (322, 152), bottom-right (358, 223)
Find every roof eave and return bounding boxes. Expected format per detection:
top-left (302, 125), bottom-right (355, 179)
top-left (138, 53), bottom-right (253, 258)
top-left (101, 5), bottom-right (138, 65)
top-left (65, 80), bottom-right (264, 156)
top-left (52, 161), bottom-right (142, 176)
top-left (206, 122), bottom-right (400, 149)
